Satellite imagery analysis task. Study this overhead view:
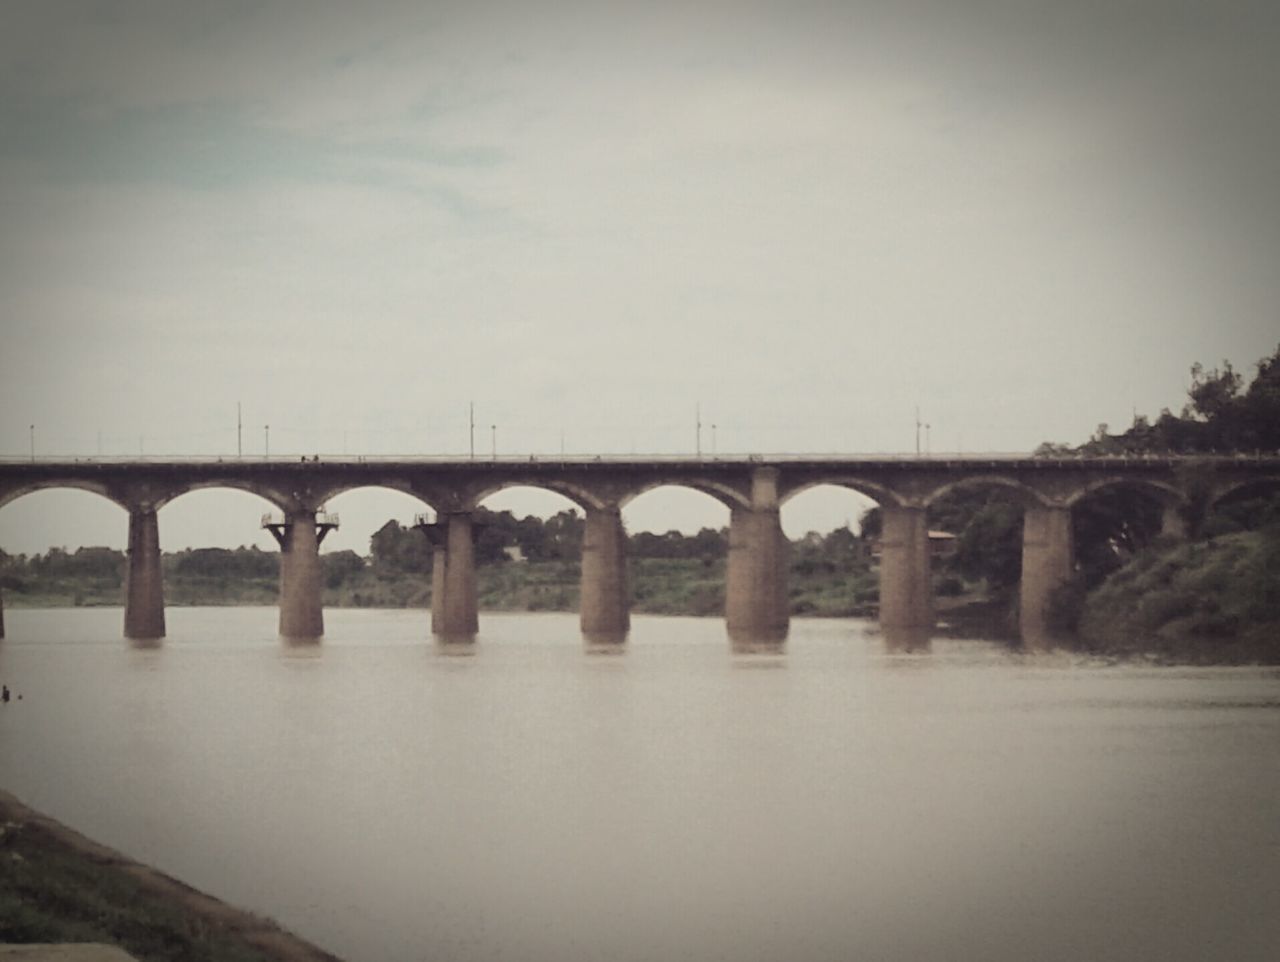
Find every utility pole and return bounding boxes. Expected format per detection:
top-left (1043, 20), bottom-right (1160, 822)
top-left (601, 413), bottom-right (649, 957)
top-left (915, 406), bottom-right (922, 456)
top-left (696, 402), bottom-right (702, 457)
top-left (711, 423), bottom-right (717, 455)
top-left (491, 424), bottom-right (496, 460)
top-left (28, 424), bottom-right (34, 462)
top-left (469, 402), bottom-right (475, 460)
top-left (237, 402), bottom-right (242, 458)
top-left (264, 424), bottom-right (270, 460)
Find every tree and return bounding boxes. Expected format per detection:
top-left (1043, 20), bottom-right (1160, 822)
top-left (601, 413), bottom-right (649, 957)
top-left (1241, 348), bottom-right (1280, 450)
top-left (1187, 360), bottom-right (1243, 423)
top-left (171, 547), bottom-right (277, 579)
top-left (543, 509), bottom-right (584, 560)
top-left (322, 550), bottom-right (365, 588)
top-left (369, 521), bottom-right (432, 573)
top-left (950, 500), bottom-right (1023, 590)
top-left (1075, 344), bottom-right (1280, 456)
top-left (927, 487), bottom-right (1025, 591)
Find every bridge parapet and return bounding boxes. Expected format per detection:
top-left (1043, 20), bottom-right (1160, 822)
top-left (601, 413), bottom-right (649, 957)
top-left (2, 455), bottom-right (1277, 517)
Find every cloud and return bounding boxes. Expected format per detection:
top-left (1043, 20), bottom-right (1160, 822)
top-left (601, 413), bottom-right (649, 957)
top-left (2, 0), bottom-right (1279, 470)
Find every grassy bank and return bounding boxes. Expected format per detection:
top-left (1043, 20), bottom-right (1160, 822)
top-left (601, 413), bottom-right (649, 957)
top-left (1074, 527), bottom-right (1280, 662)
top-left (0, 791), bottom-right (340, 962)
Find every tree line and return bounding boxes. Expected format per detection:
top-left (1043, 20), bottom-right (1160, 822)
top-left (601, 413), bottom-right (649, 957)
top-left (0, 511), bottom-right (867, 592)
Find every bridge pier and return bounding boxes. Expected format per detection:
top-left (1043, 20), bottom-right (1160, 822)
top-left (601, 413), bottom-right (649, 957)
top-left (726, 469), bottom-right (789, 647)
top-left (431, 512), bottom-right (478, 639)
top-left (580, 505), bottom-right (629, 643)
top-left (124, 508), bottom-right (165, 640)
top-left (265, 511), bottom-right (336, 639)
top-left (1161, 503), bottom-right (1188, 540)
top-left (878, 505), bottom-right (933, 635)
top-left (430, 543), bottom-right (447, 634)
top-left (1019, 503), bottom-right (1074, 646)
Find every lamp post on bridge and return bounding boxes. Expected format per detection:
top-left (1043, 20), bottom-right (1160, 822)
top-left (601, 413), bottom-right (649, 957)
top-left (264, 424), bottom-right (270, 460)
top-left (491, 424), bottom-right (496, 460)
top-left (29, 424), bottom-right (34, 462)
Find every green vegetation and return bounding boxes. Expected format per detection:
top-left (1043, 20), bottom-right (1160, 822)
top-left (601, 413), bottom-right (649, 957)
top-left (0, 792), bottom-right (336, 961)
top-left (1042, 343), bottom-right (1280, 658)
top-left (1070, 526), bottom-right (1280, 662)
top-left (860, 344), bottom-right (1280, 655)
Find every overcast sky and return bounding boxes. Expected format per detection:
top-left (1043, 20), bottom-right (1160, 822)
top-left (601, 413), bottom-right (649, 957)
top-left (2, 0), bottom-right (1278, 553)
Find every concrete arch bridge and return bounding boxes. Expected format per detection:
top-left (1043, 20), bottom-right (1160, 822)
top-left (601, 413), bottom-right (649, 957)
top-left (1, 455), bottom-right (1276, 647)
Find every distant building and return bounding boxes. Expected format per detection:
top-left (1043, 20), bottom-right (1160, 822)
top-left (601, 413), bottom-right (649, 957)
top-left (927, 530), bottom-right (958, 559)
top-left (869, 530), bottom-right (957, 567)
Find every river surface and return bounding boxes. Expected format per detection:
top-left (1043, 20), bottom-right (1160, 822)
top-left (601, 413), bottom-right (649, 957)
top-left (1, 607), bottom-right (1278, 962)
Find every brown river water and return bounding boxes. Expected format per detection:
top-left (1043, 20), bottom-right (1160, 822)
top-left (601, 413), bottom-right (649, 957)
top-left (1, 607), bottom-right (1278, 962)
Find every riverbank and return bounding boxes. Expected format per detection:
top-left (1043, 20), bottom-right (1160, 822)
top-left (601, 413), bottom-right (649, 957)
top-left (1072, 527), bottom-right (1280, 663)
top-left (0, 790), bottom-right (341, 962)
top-left (1, 558), bottom-right (881, 619)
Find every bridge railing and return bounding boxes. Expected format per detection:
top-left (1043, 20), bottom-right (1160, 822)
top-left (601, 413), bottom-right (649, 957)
top-left (3, 451), bottom-right (1280, 465)
top-left (0, 452), bottom-right (1027, 463)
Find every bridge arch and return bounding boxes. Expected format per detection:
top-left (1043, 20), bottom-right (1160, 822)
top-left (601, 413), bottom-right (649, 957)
top-left (466, 479), bottom-right (599, 513)
top-left (1064, 476), bottom-right (1186, 509)
top-left (153, 488), bottom-right (288, 555)
top-left (620, 483), bottom-right (733, 627)
top-left (306, 479), bottom-right (438, 514)
top-left (1206, 475), bottom-right (1280, 510)
top-left (0, 480), bottom-right (127, 513)
top-left (155, 480), bottom-right (293, 513)
top-left (779, 477), bottom-right (906, 511)
top-left (0, 485), bottom-right (130, 562)
top-left (617, 478), bottom-right (747, 512)
top-left (299, 484), bottom-right (442, 558)
top-left (924, 474), bottom-right (1049, 509)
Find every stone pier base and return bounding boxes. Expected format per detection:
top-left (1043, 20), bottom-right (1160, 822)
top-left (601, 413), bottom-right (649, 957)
top-left (124, 508), bottom-right (165, 640)
top-left (580, 506), bottom-right (629, 644)
top-left (1019, 504), bottom-right (1074, 647)
top-left (271, 513), bottom-right (327, 639)
top-left (432, 513), bottom-right (478, 640)
top-left (725, 473), bottom-right (789, 648)
top-left (878, 505), bottom-right (933, 634)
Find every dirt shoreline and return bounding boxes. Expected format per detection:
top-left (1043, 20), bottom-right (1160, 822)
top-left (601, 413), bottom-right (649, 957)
top-left (0, 789), bottom-right (344, 962)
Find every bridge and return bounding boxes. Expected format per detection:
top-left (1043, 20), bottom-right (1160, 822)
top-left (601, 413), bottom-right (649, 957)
top-left (1, 454), bottom-right (1277, 647)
